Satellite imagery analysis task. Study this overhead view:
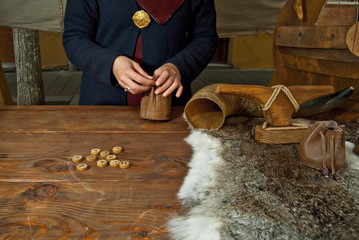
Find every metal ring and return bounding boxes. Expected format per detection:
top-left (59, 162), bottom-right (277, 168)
top-left (124, 86), bottom-right (131, 92)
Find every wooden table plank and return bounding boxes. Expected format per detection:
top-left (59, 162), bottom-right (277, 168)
top-left (0, 132), bottom-right (190, 182)
top-left (0, 106), bottom-right (191, 239)
top-left (0, 106), bottom-right (188, 133)
top-left (0, 182), bottom-right (180, 239)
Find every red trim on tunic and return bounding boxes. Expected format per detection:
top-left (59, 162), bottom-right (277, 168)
top-left (127, 34), bottom-right (143, 106)
top-left (136, 0), bottom-right (185, 24)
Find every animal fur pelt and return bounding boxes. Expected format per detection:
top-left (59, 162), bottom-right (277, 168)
top-left (168, 117), bottom-right (359, 240)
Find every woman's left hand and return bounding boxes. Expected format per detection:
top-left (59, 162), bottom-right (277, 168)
top-left (153, 63), bottom-right (183, 98)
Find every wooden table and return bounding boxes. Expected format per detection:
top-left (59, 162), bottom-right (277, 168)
top-left (0, 106), bottom-right (192, 239)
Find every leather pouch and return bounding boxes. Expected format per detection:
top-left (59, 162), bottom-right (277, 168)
top-left (299, 121), bottom-right (345, 178)
top-left (140, 86), bottom-right (172, 121)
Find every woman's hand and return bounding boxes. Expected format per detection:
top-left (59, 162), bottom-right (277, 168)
top-left (112, 56), bottom-right (154, 94)
top-left (153, 63), bottom-right (183, 98)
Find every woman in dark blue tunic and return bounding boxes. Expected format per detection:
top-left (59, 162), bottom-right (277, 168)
top-left (63, 0), bottom-right (218, 105)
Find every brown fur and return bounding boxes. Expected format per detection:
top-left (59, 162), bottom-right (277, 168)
top-left (197, 117), bottom-right (359, 239)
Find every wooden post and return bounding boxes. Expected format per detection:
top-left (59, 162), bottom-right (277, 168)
top-left (0, 60), bottom-right (14, 105)
top-left (13, 28), bottom-right (45, 105)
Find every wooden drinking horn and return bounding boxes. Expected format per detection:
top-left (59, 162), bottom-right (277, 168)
top-left (185, 84), bottom-right (353, 129)
top-left (184, 84), bottom-right (262, 130)
top-left (216, 84), bottom-right (335, 127)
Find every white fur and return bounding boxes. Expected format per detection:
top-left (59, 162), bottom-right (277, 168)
top-left (168, 206), bottom-right (222, 240)
top-left (168, 130), bottom-right (223, 240)
top-left (346, 141), bottom-right (359, 170)
top-left (177, 130), bottom-right (223, 202)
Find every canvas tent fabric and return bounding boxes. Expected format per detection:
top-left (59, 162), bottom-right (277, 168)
top-left (0, 0), bottom-right (66, 32)
top-left (216, 0), bottom-right (286, 37)
top-left (0, 0), bottom-right (286, 36)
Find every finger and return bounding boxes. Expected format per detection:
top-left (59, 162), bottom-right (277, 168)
top-left (127, 71), bottom-right (154, 86)
top-left (155, 70), bottom-right (169, 87)
top-left (122, 75), bottom-right (149, 94)
top-left (122, 76), bottom-right (153, 95)
top-left (175, 84), bottom-right (184, 98)
top-left (155, 78), bottom-right (173, 95)
top-left (120, 76), bottom-right (138, 94)
top-left (126, 84), bottom-right (151, 95)
top-left (152, 68), bottom-right (162, 81)
top-left (117, 76), bottom-right (129, 89)
top-left (136, 84), bottom-right (152, 94)
top-left (162, 81), bottom-right (179, 97)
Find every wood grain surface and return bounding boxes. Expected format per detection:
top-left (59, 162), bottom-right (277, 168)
top-left (276, 26), bottom-right (350, 49)
top-left (272, 0), bottom-right (359, 119)
top-left (0, 106), bottom-right (192, 239)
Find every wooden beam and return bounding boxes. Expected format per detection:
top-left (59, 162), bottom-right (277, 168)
top-left (280, 52), bottom-right (359, 79)
top-left (280, 47), bottom-right (359, 63)
top-left (276, 26), bottom-right (350, 49)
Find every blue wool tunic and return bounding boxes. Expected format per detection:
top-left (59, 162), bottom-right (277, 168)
top-left (63, 0), bottom-right (218, 105)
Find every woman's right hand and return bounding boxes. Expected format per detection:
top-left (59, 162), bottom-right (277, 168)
top-left (112, 56), bottom-right (154, 94)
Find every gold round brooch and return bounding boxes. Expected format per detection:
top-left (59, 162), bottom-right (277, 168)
top-left (132, 10), bottom-right (151, 29)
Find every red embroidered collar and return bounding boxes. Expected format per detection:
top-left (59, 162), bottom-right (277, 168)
top-left (136, 0), bottom-right (185, 25)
